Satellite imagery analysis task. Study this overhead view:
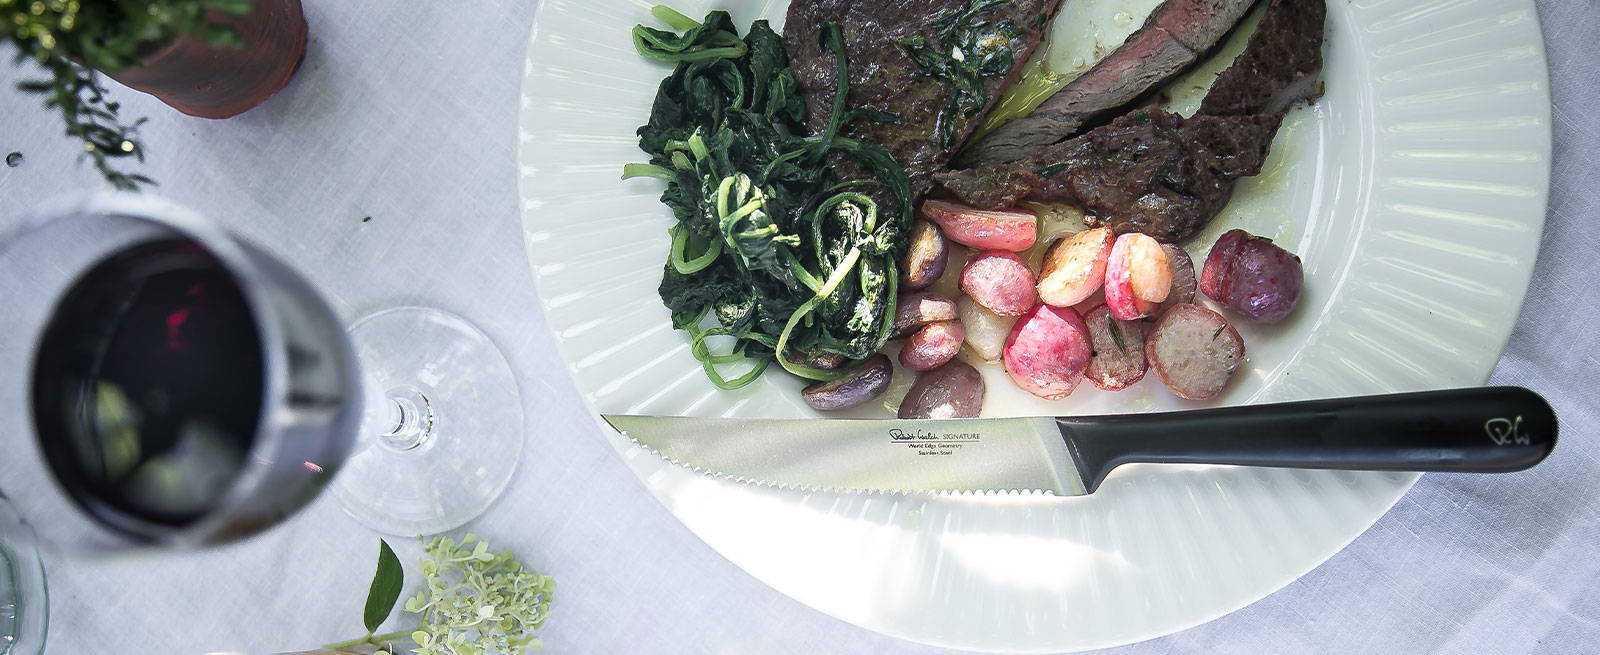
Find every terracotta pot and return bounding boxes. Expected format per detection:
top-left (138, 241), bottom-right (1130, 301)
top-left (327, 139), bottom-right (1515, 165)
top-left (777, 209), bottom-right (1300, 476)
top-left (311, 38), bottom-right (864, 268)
top-left (104, 0), bottom-right (308, 119)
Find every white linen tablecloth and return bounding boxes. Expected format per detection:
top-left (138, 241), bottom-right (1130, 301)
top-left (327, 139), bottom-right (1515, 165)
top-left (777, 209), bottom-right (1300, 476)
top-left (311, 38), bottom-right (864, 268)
top-left (0, 1), bottom-right (1595, 653)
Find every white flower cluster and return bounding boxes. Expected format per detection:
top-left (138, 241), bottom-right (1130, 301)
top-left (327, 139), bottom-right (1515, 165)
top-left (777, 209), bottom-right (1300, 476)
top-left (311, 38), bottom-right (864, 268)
top-left (378, 534), bottom-right (555, 655)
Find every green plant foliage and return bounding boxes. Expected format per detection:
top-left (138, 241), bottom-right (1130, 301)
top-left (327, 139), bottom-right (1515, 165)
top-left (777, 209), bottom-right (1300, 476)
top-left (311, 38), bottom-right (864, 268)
top-left (3, 0), bottom-right (253, 189)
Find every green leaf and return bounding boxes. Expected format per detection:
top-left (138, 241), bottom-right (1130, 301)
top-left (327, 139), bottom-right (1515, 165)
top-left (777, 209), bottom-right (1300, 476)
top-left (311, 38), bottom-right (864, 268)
top-left (631, 10), bottom-right (748, 64)
top-left (1107, 316), bottom-right (1127, 355)
top-left (363, 539), bottom-right (405, 634)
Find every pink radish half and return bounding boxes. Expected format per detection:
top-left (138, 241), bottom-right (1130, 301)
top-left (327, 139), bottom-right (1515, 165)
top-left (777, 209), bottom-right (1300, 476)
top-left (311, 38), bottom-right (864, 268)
top-left (1104, 232), bottom-right (1170, 320)
top-left (960, 250), bottom-right (1038, 317)
top-left (1036, 227), bottom-right (1115, 307)
top-left (921, 200), bottom-right (1038, 252)
top-left (1003, 304), bottom-right (1092, 400)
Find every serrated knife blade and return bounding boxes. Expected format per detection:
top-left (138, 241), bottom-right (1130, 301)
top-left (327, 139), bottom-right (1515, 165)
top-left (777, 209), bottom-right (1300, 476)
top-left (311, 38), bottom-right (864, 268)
top-left (604, 415), bottom-right (1087, 495)
top-left (603, 387), bottom-right (1558, 496)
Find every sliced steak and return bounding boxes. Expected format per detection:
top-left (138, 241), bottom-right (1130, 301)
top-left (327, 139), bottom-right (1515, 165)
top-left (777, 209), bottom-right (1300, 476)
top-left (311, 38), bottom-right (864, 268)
top-left (936, 110), bottom-right (1284, 242)
top-left (935, 0), bottom-right (1325, 243)
top-left (785, 0), bottom-right (1064, 199)
top-left (1199, 0), bottom-right (1326, 116)
top-left (956, 0), bottom-right (1259, 168)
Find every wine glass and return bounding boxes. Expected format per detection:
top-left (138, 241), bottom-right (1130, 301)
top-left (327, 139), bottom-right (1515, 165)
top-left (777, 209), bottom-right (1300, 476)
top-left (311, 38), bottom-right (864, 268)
top-left (0, 491), bottom-right (47, 655)
top-left (0, 193), bottom-right (523, 547)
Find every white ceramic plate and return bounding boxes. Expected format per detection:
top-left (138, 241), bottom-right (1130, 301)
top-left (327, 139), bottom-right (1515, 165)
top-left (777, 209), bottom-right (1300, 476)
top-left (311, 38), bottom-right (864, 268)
top-left (517, 0), bottom-right (1550, 651)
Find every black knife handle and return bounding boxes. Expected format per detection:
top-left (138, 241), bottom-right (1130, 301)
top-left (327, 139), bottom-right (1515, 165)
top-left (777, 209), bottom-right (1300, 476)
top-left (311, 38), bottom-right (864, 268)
top-left (1056, 387), bottom-right (1557, 493)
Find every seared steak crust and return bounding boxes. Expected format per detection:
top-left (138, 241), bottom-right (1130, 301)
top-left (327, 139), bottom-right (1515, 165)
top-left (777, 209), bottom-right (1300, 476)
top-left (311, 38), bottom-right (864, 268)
top-left (785, 0), bottom-right (1065, 199)
top-left (936, 0), bottom-right (1326, 243)
top-left (1199, 0), bottom-right (1325, 116)
top-left (936, 110), bottom-right (1284, 242)
top-left (957, 0), bottom-right (1258, 167)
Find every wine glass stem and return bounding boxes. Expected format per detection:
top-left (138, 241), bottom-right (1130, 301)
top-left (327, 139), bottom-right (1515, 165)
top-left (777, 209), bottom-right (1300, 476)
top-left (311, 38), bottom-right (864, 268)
top-left (380, 387), bottom-right (434, 451)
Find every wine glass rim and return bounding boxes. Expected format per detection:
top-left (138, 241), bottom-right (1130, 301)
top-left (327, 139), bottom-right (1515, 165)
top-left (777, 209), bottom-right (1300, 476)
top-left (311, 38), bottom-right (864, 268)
top-left (14, 192), bottom-right (302, 547)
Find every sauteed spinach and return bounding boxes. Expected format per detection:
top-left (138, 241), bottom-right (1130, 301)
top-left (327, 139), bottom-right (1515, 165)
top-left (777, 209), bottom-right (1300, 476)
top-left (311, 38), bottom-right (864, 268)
top-left (625, 7), bottom-right (912, 389)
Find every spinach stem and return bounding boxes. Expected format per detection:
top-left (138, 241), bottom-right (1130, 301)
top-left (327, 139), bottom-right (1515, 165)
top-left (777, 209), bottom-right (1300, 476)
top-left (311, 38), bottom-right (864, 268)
top-left (651, 5), bottom-right (701, 30)
top-left (669, 225), bottom-right (722, 274)
top-left (774, 246), bottom-right (862, 381)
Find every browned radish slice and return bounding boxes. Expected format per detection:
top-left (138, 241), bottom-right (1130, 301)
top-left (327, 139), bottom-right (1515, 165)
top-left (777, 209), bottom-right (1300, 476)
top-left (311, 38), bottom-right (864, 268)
top-left (892, 293), bottom-right (959, 338)
top-left (1145, 304), bottom-right (1246, 401)
top-left (900, 320), bottom-right (965, 371)
top-left (898, 360), bottom-right (985, 419)
top-left (1036, 227), bottom-right (1115, 307)
top-left (1152, 244), bottom-right (1198, 319)
top-left (1083, 305), bottom-right (1148, 391)
top-left (1200, 229), bottom-right (1304, 324)
top-left (960, 250), bottom-right (1038, 317)
top-left (921, 199), bottom-right (1038, 252)
top-left (1003, 304), bottom-right (1092, 400)
top-left (1105, 233), bottom-right (1169, 320)
top-left (900, 220), bottom-right (949, 292)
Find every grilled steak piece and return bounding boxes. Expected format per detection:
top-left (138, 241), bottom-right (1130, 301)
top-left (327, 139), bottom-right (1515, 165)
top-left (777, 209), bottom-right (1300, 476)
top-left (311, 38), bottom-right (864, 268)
top-left (956, 0), bottom-right (1259, 168)
top-left (936, 110), bottom-right (1285, 242)
top-left (785, 0), bottom-right (1064, 199)
top-left (935, 0), bottom-right (1325, 242)
top-left (1199, 0), bottom-right (1325, 116)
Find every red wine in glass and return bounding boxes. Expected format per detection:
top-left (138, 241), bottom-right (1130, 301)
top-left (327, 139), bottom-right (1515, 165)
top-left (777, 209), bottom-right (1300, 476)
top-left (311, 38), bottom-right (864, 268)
top-left (32, 239), bottom-right (266, 530)
top-left (9, 194), bottom-right (524, 548)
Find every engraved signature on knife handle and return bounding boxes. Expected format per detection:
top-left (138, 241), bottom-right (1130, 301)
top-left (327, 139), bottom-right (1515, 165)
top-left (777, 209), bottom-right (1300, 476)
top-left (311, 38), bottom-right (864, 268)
top-left (1484, 416), bottom-right (1531, 446)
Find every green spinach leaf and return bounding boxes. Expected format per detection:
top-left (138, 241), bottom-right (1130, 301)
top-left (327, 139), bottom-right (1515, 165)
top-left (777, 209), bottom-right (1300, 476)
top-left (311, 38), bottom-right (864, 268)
top-left (625, 7), bottom-right (912, 389)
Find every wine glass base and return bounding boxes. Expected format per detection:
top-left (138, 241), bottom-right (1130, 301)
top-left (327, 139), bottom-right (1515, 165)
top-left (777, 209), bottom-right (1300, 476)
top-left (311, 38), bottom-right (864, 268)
top-left (334, 307), bottom-right (524, 536)
top-left (0, 493), bottom-right (48, 655)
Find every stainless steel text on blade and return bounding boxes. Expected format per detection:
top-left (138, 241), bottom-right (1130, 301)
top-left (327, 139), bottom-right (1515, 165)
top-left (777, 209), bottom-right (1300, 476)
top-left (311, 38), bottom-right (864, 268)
top-left (603, 415), bottom-right (1087, 495)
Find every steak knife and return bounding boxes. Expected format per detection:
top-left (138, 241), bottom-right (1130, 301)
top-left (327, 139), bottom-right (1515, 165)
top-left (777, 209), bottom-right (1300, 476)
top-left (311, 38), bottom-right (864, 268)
top-left (603, 387), bottom-right (1557, 495)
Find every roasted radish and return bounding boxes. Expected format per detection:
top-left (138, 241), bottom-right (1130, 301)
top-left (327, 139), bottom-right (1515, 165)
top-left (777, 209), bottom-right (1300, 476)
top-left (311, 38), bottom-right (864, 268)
top-left (900, 320), bottom-right (965, 371)
top-left (1084, 305), bottom-right (1148, 391)
top-left (892, 292), bottom-right (960, 338)
top-left (960, 250), bottom-right (1038, 317)
top-left (1104, 232), bottom-right (1170, 320)
top-left (1145, 304), bottom-right (1245, 401)
top-left (921, 200), bottom-right (1037, 252)
top-left (1036, 227), bottom-right (1114, 307)
top-left (898, 359), bottom-right (985, 419)
top-left (1003, 304), bottom-right (1093, 400)
top-left (802, 354), bottom-right (895, 411)
top-left (1152, 244), bottom-right (1198, 318)
top-left (1200, 229), bottom-right (1304, 324)
top-left (956, 296), bottom-right (1016, 361)
top-left (900, 220), bottom-right (950, 292)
